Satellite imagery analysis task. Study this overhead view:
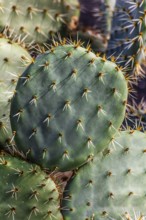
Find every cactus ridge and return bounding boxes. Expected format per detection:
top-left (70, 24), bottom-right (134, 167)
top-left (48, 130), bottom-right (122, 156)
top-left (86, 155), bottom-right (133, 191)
top-left (10, 42), bottom-right (128, 171)
top-left (0, 151), bottom-right (62, 220)
top-left (62, 130), bottom-right (146, 220)
top-left (0, 37), bottom-right (32, 148)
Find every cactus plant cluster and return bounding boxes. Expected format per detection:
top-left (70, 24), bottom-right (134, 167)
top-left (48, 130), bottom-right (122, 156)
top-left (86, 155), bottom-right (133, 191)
top-left (0, 0), bottom-right (145, 219)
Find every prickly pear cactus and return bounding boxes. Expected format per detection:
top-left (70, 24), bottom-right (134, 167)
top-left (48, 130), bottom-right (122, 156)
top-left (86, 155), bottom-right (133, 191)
top-left (10, 42), bottom-right (128, 171)
top-left (0, 151), bottom-right (62, 220)
top-left (62, 130), bottom-right (146, 220)
top-left (0, 0), bottom-right (66, 43)
top-left (0, 37), bottom-right (32, 148)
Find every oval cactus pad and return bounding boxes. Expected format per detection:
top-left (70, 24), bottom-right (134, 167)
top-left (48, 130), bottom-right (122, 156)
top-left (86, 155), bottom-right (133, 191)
top-left (62, 130), bottom-right (146, 219)
top-left (0, 151), bottom-right (62, 220)
top-left (10, 43), bottom-right (128, 171)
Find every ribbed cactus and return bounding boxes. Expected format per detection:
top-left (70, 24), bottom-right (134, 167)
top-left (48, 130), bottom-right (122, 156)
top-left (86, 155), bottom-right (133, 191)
top-left (10, 42), bottom-right (128, 171)
top-left (0, 37), bottom-right (32, 148)
top-left (77, 0), bottom-right (146, 78)
top-left (106, 0), bottom-right (146, 77)
top-left (67, 0), bottom-right (116, 53)
top-left (78, 0), bottom-right (116, 44)
top-left (62, 130), bottom-right (146, 220)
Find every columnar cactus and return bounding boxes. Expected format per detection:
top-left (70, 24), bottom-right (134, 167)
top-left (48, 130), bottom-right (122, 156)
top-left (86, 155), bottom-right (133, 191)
top-left (107, 0), bottom-right (146, 77)
top-left (78, 0), bottom-right (116, 44)
top-left (66, 0), bottom-right (116, 53)
top-left (0, 37), bottom-right (32, 148)
top-left (0, 151), bottom-right (63, 220)
top-left (10, 42), bottom-right (128, 171)
top-left (62, 130), bottom-right (146, 220)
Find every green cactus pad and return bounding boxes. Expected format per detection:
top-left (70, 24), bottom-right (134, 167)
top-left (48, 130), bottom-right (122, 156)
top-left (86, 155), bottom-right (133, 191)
top-left (0, 151), bottom-right (62, 220)
top-left (10, 43), bottom-right (128, 171)
top-left (63, 0), bottom-right (79, 17)
top-left (0, 37), bottom-right (32, 148)
top-left (62, 130), bottom-right (146, 219)
top-left (0, 0), bottom-right (66, 43)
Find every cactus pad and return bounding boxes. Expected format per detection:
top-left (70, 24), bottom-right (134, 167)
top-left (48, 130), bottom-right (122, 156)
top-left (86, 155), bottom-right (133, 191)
top-left (0, 37), bottom-right (32, 148)
top-left (62, 130), bottom-right (146, 219)
top-left (10, 43), bottom-right (128, 171)
top-left (0, 0), bottom-right (66, 43)
top-left (0, 151), bottom-right (62, 220)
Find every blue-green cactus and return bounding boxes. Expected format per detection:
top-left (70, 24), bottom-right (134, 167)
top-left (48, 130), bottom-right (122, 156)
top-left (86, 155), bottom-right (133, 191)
top-left (78, 0), bottom-right (116, 44)
top-left (10, 42), bottom-right (128, 171)
top-left (106, 0), bottom-right (146, 77)
top-left (77, 0), bottom-right (146, 77)
top-left (62, 130), bottom-right (146, 220)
